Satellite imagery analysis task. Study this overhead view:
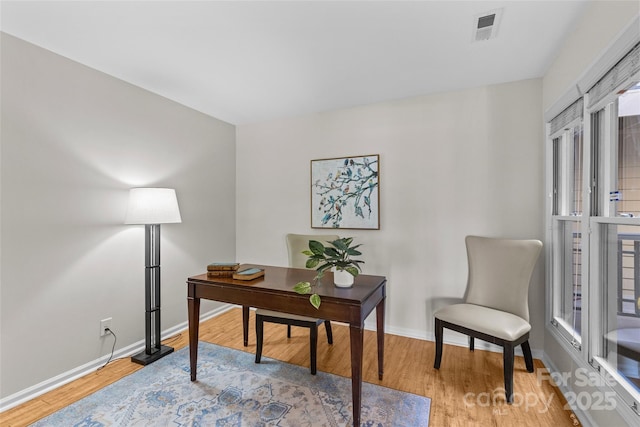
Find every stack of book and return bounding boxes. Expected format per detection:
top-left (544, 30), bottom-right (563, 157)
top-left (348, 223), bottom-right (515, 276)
top-left (207, 262), bottom-right (239, 278)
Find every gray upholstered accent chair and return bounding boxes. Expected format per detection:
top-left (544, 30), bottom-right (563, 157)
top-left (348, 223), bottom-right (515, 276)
top-left (254, 233), bottom-right (338, 374)
top-left (434, 235), bottom-right (543, 403)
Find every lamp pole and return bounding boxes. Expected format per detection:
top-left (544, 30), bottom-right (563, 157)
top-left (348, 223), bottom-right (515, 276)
top-left (131, 223), bottom-right (174, 364)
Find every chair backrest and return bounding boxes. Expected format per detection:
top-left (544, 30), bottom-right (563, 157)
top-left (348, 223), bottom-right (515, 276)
top-left (464, 235), bottom-right (542, 322)
top-left (286, 233), bottom-right (340, 269)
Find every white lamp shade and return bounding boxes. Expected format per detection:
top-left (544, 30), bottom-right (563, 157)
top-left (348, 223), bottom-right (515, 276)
top-left (125, 188), bottom-right (182, 224)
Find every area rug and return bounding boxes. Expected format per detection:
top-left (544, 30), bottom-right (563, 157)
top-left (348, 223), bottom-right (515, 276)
top-left (32, 342), bottom-right (430, 426)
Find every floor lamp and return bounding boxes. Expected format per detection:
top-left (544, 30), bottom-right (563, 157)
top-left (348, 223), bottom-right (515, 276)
top-left (125, 188), bottom-right (182, 365)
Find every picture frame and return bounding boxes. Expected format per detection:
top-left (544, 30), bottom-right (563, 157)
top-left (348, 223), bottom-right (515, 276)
top-left (310, 154), bottom-right (380, 229)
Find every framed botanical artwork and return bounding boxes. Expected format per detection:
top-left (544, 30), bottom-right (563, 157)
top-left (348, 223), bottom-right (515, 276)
top-left (310, 154), bottom-right (380, 229)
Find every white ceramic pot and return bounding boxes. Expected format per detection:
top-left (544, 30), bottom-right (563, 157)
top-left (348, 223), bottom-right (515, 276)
top-left (333, 268), bottom-right (354, 288)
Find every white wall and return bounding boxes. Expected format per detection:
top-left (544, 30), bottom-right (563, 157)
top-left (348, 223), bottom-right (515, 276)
top-left (236, 79), bottom-right (545, 347)
top-left (543, 0), bottom-right (640, 113)
top-left (0, 33), bottom-right (236, 399)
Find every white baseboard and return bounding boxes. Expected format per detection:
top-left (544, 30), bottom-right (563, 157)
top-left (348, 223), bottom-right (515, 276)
top-left (1, 304), bottom-right (545, 412)
top-left (0, 305), bottom-right (232, 413)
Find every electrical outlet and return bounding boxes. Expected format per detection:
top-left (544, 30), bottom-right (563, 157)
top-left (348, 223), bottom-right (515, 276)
top-left (100, 318), bottom-right (112, 337)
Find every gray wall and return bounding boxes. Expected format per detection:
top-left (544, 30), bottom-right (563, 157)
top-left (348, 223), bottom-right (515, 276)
top-left (236, 79), bottom-right (545, 348)
top-left (0, 33), bottom-right (236, 398)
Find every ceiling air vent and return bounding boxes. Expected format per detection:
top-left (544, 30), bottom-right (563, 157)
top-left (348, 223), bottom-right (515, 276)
top-left (473, 9), bottom-right (502, 42)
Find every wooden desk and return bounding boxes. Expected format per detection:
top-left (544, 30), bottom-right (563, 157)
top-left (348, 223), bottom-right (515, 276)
top-left (187, 265), bottom-right (386, 426)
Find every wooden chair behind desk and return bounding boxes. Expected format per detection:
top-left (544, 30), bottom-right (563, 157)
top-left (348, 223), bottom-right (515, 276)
top-left (254, 233), bottom-right (338, 374)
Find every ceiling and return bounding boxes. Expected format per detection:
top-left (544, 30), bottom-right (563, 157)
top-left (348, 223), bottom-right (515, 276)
top-left (0, 1), bottom-right (589, 125)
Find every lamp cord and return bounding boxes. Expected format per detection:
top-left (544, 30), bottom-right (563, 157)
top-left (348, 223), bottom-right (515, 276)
top-left (95, 330), bottom-right (181, 372)
top-left (97, 328), bottom-right (117, 371)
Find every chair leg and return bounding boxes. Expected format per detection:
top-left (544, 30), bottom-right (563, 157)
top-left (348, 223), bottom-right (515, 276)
top-left (310, 324), bottom-right (318, 375)
top-left (503, 342), bottom-right (515, 404)
top-left (434, 318), bottom-right (443, 369)
top-left (287, 324), bottom-right (291, 338)
top-left (469, 336), bottom-right (474, 352)
top-left (242, 305), bottom-right (249, 347)
top-left (521, 340), bottom-right (534, 372)
top-left (255, 314), bottom-right (264, 364)
top-left (324, 320), bottom-right (333, 344)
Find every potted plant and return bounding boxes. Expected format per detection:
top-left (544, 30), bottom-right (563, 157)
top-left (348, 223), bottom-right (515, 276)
top-left (294, 237), bottom-right (364, 309)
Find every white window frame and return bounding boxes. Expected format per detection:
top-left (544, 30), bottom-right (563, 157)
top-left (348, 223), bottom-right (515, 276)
top-left (589, 217), bottom-right (640, 409)
top-left (548, 119), bottom-right (586, 350)
top-left (587, 75), bottom-right (640, 412)
top-left (544, 22), bottom-right (640, 424)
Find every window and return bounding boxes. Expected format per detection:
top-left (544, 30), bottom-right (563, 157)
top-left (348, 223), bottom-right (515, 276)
top-left (550, 103), bottom-right (584, 346)
top-left (547, 43), bottom-right (640, 412)
top-left (617, 84), bottom-right (640, 218)
top-left (591, 82), bottom-right (640, 402)
top-left (551, 218), bottom-right (582, 340)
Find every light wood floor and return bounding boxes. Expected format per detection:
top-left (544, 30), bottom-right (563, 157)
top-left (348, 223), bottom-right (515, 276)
top-left (0, 307), bottom-right (581, 426)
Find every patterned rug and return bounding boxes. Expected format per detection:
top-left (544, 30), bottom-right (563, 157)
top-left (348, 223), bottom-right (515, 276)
top-left (33, 342), bottom-right (430, 426)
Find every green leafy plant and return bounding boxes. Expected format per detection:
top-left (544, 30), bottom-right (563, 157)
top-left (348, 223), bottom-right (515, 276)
top-left (293, 237), bottom-right (364, 309)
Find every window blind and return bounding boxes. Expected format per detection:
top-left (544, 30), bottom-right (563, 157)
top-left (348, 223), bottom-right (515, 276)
top-left (587, 42), bottom-right (640, 109)
top-left (550, 98), bottom-right (583, 135)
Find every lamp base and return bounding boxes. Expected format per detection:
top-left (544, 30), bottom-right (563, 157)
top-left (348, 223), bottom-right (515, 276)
top-left (131, 345), bottom-right (174, 365)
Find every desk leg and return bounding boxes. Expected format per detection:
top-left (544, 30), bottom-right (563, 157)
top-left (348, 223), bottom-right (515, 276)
top-left (349, 324), bottom-right (364, 427)
top-left (242, 305), bottom-right (249, 347)
top-left (376, 299), bottom-right (385, 380)
top-left (188, 296), bottom-right (200, 381)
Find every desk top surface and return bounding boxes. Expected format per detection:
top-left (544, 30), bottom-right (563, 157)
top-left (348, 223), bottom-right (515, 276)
top-left (188, 264), bottom-right (386, 304)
